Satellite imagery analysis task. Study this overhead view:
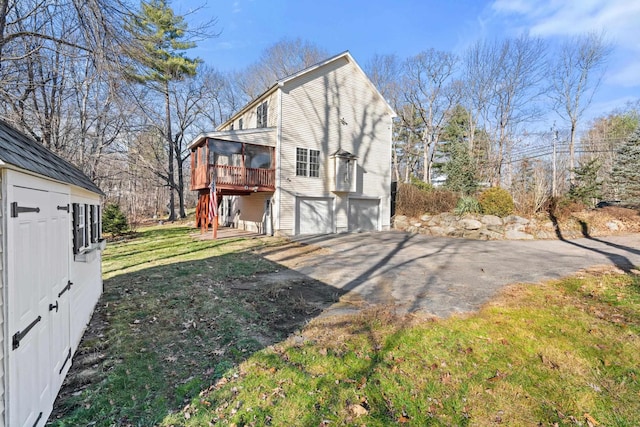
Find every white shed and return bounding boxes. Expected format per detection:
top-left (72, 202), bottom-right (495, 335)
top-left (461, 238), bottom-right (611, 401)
top-left (0, 120), bottom-right (104, 427)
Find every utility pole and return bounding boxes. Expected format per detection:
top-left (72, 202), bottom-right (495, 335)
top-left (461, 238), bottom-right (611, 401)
top-left (552, 126), bottom-right (558, 198)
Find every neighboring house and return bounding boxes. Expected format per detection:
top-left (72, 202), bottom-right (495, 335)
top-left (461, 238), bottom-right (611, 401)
top-left (189, 51), bottom-right (396, 235)
top-left (0, 120), bottom-right (104, 427)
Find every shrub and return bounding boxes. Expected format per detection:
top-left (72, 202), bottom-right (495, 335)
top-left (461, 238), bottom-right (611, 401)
top-left (409, 176), bottom-right (434, 192)
top-left (545, 196), bottom-right (585, 221)
top-left (395, 183), bottom-right (458, 217)
top-left (103, 203), bottom-right (129, 235)
top-left (478, 187), bottom-right (514, 217)
top-left (455, 196), bottom-right (481, 215)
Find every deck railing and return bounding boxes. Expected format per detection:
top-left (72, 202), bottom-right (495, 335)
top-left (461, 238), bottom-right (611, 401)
top-left (191, 164), bottom-right (275, 191)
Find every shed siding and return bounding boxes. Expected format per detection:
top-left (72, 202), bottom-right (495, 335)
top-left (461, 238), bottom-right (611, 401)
top-left (278, 56), bottom-right (393, 234)
top-left (69, 188), bottom-right (103, 350)
top-left (0, 172), bottom-right (4, 427)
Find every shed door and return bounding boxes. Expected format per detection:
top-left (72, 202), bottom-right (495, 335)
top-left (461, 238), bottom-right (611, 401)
top-left (297, 197), bottom-right (333, 234)
top-left (348, 198), bottom-right (379, 232)
top-left (8, 185), bottom-right (71, 427)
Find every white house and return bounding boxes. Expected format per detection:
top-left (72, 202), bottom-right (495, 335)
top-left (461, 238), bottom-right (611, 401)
top-left (189, 51), bottom-right (396, 235)
top-left (0, 120), bottom-right (104, 426)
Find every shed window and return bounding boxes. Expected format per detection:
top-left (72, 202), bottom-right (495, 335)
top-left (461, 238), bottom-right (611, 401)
top-left (296, 148), bottom-right (320, 177)
top-left (73, 203), bottom-right (87, 253)
top-left (90, 205), bottom-right (101, 243)
top-left (257, 101), bottom-right (268, 128)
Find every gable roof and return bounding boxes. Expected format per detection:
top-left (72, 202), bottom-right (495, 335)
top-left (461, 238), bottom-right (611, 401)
top-left (218, 51), bottom-right (396, 130)
top-left (0, 119), bottom-right (103, 195)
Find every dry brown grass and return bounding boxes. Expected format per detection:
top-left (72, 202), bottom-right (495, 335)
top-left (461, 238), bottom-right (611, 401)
top-left (395, 183), bottom-right (458, 217)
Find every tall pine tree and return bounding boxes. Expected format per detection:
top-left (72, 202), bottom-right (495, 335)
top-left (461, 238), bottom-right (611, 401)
top-left (611, 127), bottom-right (640, 205)
top-left (126, 0), bottom-right (199, 220)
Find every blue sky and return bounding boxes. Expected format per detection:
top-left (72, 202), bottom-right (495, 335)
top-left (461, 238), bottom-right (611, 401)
top-left (174, 0), bottom-right (640, 123)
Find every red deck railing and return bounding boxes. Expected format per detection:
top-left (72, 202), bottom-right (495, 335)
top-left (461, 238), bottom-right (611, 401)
top-left (191, 164), bottom-right (275, 191)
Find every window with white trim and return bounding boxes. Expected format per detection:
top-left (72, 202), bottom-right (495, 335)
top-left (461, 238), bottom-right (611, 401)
top-left (257, 101), bottom-right (267, 128)
top-left (296, 148), bottom-right (320, 177)
top-left (73, 203), bottom-right (87, 253)
top-left (239, 118), bottom-right (243, 130)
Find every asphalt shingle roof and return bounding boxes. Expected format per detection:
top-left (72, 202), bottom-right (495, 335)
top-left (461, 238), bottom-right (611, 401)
top-left (0, 120), bottom-right (103, 195)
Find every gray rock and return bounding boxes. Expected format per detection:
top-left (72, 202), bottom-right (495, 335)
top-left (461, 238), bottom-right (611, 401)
top-left (504, 215), bottom-right (530, 225)
top-left (505, 229), bottom-right (534, 240)
top-left (460, 218), bottom-right (483, 230)
top-left (420, 214), bottom-right (432, 222)
top-left (606, 221), bottom-right (621, 231)
top-left (481, 215), bottom-right (503, 226)
top-left (480, 229), bottom-right (504, 240)
top-left (429, 226), bottom-right (447, 236)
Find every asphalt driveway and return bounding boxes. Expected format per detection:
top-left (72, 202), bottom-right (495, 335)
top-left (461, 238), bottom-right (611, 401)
top-left (264, 231), bottom-right (640, 317)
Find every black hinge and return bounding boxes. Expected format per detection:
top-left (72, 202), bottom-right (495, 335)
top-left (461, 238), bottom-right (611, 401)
top-left (12, 315), bottom-right (42, 350)
top-left (11, 202), bottom-right (40, 217)
top-left (57, 204), bottom-right (69, 212)
top-left (59, 348), bottom-right (72, 374)
top-left (58, 280), bottom-right (73, 298)
top-left (33, 412), bottom-right (43, 427)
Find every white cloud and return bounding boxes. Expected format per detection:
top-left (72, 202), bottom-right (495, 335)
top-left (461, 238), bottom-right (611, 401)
top-left (490, 0), bottom-right (640, 111)
top-left (232, 1), bottom-right (242, 14)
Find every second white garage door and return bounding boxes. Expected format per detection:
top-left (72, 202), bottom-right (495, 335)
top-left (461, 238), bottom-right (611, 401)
top-left (297, 197), bottom-right (334, 234)
top-left (348, 198), bottom-right (380, 232)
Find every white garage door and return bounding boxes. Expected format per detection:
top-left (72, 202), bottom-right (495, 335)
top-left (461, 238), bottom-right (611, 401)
top-left (297, 197), bottom-right (333, 234)
top-left (348, 198), bottom-right (379, 232)
top-left (8, 183), bottom-right (71, 427)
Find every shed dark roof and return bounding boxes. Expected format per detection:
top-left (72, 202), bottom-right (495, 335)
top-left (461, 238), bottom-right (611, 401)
top-left (0, 120), bottom-right (103, 195)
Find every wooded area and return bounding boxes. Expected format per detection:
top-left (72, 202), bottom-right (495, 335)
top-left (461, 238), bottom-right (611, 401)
top-left (1, 0), bottom-right (638, 225)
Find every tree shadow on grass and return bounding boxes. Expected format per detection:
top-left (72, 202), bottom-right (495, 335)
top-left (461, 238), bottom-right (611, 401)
top-left (49, 249), bottom-right (346, 426)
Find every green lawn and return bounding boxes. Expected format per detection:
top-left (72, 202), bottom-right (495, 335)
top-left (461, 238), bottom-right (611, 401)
top-left (50, 225), bottom-right (640, 426)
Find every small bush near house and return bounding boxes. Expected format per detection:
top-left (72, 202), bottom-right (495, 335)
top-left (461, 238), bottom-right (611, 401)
top-left (103, 203), bottom-right (129, 235)
top-left (455, 196), bottom-right (482, 215)
top-left (396, 183), bottom-right (458, 217)
top-left (479, 187), bottom-right (514, 217)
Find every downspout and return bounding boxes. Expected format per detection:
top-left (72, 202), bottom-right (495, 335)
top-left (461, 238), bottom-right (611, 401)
top-left (276, 83), bottom-right (283, 233)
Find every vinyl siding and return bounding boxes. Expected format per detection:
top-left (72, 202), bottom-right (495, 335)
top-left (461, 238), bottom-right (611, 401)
top-left (278, 56), bottom-right (393, 234)
top-left (235, 192), bottom-right (272, 233)
top-left (209, 128), bottom-right (276, 147)
top-left (220, 92), bottom-right (279, 132)
top-left (0, 172), bottom-right (4, 427)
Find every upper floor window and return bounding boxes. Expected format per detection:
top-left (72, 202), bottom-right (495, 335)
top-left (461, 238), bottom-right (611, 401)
top-left (296, 148), bottom-right (320, 177)
top-left (239, 118), bottom-right (243, 130)
top-left (230, 123), bottom-right (235, 130)
top-left (257, 101), bottom-right (268, 128)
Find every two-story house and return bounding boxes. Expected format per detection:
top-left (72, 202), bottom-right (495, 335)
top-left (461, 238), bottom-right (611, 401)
top-left (189, 51), bottom-right (396, 236)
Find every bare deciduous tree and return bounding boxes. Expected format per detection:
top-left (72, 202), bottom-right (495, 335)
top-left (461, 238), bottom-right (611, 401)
top-left (548, 31), bottom-right (612, 183)
top-left (235, 38), bottom-right (327, 100)
top-left (401, 49), bottom-right (459, 183)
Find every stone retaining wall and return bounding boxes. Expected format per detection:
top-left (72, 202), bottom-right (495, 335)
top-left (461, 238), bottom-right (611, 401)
top-left (393, 213), bottom-right (629, 240)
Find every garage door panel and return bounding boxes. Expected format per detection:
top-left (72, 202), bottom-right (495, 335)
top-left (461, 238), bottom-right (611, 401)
top-left (349, 199), bottom-right (379, 232)
top-left (298, 198), bottom-right (333, 234)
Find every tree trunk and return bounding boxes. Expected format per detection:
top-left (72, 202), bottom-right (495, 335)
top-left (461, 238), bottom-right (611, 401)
top-left (177, 151), bottom-right (186, 218)
top-left (165, 81), bottom-right (176, 221)
top-left (569, 120), bottom-right (576, 184)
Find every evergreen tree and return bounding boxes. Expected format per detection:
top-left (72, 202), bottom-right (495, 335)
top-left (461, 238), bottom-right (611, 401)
top-left (568, 158), bottom-right (602, 207)
top-left (436, 105), bottom-right (478, 195)
top-left (611, 127), bottom-right (640, 205)
top-left (126, 0), bottom-right (199, 220)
